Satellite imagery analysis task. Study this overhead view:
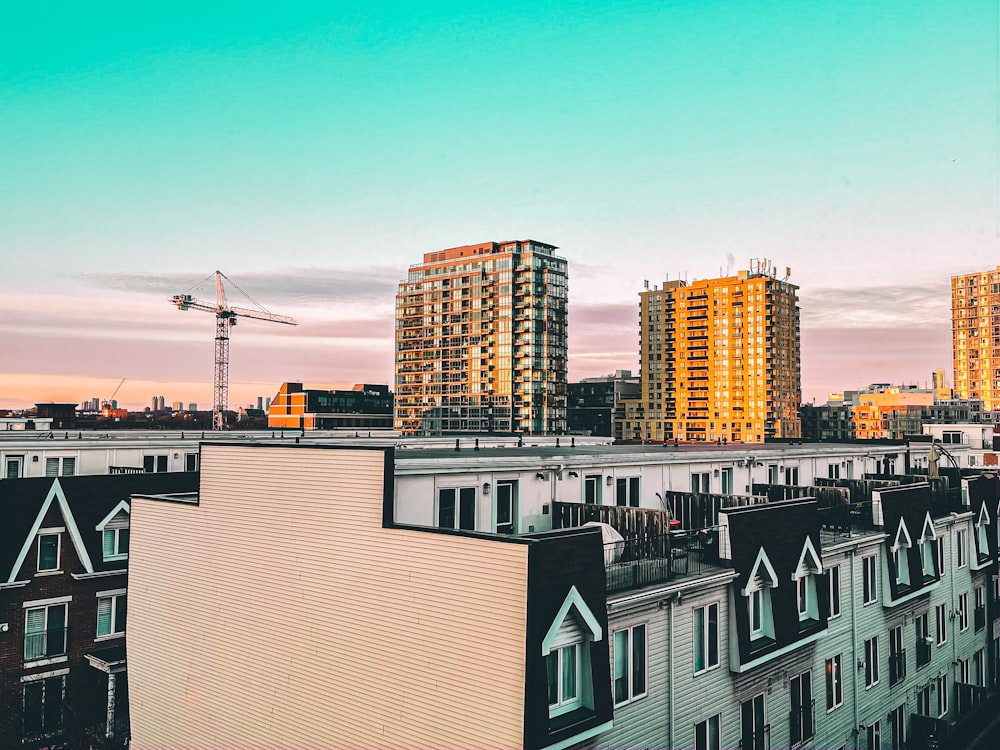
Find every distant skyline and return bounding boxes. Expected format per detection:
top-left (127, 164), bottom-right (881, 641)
top-left (2, 2), bottom-right (996, 410)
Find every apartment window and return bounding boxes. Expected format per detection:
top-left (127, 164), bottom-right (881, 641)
top-left (889, 625), bottom-right (906, 685)
top-left (720, 467), bottom-right (733, 495)
top-left (935, 603), bottom-right (947, 645)
top-left (695, 714), bottom-right (720, 750)
top-left (789, 671), bottom-right (814, 745)
top-left (866, 720), bottom-right (881, 750)
top-left (935, 674), bottom-right (948, 717)
top-left (102, 528), bottom-right (130, 561)
top-left (690, 472), bottom-right (710, 493)
top-left (44, 457), bottom-right (76, 477)
top-left (784, 466), bottom-right (799, 485)
top-left (24, 603), bottom-right (67, 662)
top-left (975, 585), bottom-right (986, 631)
top-left (889, 705), bottom-right (905, 750)
top-left (917, 685), bottom-right (931, 716)
top-left (974, 649), bottom-right (985, 686)
top-left (862, 555), bottom-right (878, 604)
top-left (184, 452), bottom-right (199, 472)
top-left (936, 537), bottom-right (945, 576)
top-left (616, 477), bottom-right (640, 507)
top-left (826, 655), bottom-right (843, 710)
top-left (767, 464), bottom-right (778, 484)
top-left (828, 565), bottom-right (841, 618)
top-left (143, 454), bottom-right (168, 473)
top-left (920, 519), bottom-right (937, 580)
top-left (583, 475), bottom-right (601, 504)
top-left (546, 644), bottom-right (580, 714)
top-left (36, 534), bottom-right (60, 572)
top-left (958, 592), bottom-right (969, 631)
top-left (5, 455), bottom-right (24, 479)
top-left (693, 603), bottom-right (719, 673)
top-left (828, 463), bottom-right (840, 479)
top-left (613, 623), bottom-right (647, 705)
top-left (864, 636), bottom-right (880, 688)
top-left (916, 612), bottom-right (932, 668)
top-left (97, 592), bottom-right (126, 638)
top-left (740, 693), bottom-right (768, 750)
top-left (955, 657), bottom-right (969, 684)
top-left (955, 528), bottom-right (968, 568)
top-left (745, 548), bottom-right (777, 644)
top-left (975, 505), bottom-right (991, 562)
top-left (22, 675), bottom-right (64, 737)
top-left (437, 487), bottom-right (476, 531)
top-left (495, 480), bottom-right (517, 535)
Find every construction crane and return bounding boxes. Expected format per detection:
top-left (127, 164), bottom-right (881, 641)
top-left (170, 271), bottom-right (297, 430)
top-left (102, 378), bottom-right (126, 411)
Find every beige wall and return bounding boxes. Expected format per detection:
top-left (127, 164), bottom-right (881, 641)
top-left (129, 444), bottom-right (529, 749)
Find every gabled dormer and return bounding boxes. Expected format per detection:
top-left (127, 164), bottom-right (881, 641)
top-left (919, 512), bottom-right (937, 580)
top-left (96, 501), bottom-right (130, 562)
top-left (891, 517), bottom-right (913, 590)
top-left (743, 546), bottom-right (779, 644)
top-left (972, 497), bottom-right (995, 570)
top-left (542, 587), bottom-right (602, 719)
top-left (791, 536), bottom-right (823, 626)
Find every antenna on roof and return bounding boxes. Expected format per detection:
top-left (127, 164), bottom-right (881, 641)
top-left (644, 279), bottom-right (649, 290)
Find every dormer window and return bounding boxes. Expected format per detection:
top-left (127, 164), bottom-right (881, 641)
top-left (974, 502), bottom-right (992, 565)
top-left (891, 518), bottom-right (913, 589)
top-left (919, 512), bottom-right (938, 581)
top-left (541, 586), bottom-right (603, 721)
top-left (743, 547), bottom-right (778, 643)
top-left (96, 501), bottom-right (131, 563)
top-left (36, 533), bottom-right (60, 572)
top-left (791, 537), bottom-right (823, 624)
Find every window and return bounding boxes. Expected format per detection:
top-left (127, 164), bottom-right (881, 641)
top-left (826, 655), bottom-right (843, 710)
top-left (184, 452), bottom-right (199, 472)
top-left (97, 592), bottom-right (126, 638)
top-left (917, 685), bottom-right (931, 716)
top-left (5, 455), bottom-right (24, 479)
top-left (744, 547), bottom-right (778, 643)
top-left (866, 720), bottom-right (881, 750)
top-left (828, 565), bottom-right (841, 618)
top-left (936, 537), bottom-right (945, 577)
top-left (740, 693), bottom-right (767, 750)
top-left (956, 528), bottom-right (968, 568)
top-left (767, 464), bottom-right (778, 484)
top-left (22, 675), bottom-right (64, 737)
top-left (616, 477), bottom-right (640, 507)
top-left (920, 515), bottom-right (937, 580)
top-left (143, 454), bottom-right (168, 473)
top-left (955, 657), bottom-right (969, 684)
top-left (784, 466), bottom-right (798, 485)
top-left (546, 644), bottom-right (579, 713)
top-left (36, 534), bottom-right (60, 572)
top-left (958, 592), bottom-right (969, 631)
top-left (828, 463), bottom-right (840, 479)
top-left (495, 480), bottom-right (517, 535)
top-left (916, 612), bottom-right (932, 668)
top-left (935, 674), bottom-right (948, 717)
top-left (864, 636), bottom-right (879, 688)
top-left (437, 487), bottom-right (476, 531)
top-left (789, 671), bottom-right (814, 745)
top-left (24, 603), bottom-right (67, 662)
top-left (44, 457), bottom-right (76, 477)
top-left (793, 538), bottom-right (821, 624)
top-left (889, 625), bottom-right (906, 685)
top-left (891, 519), bottom-right (912, 589)
top-left (720, 468), bottom-right (733, 495)
top-left (695, 714), bottom-right (720, 750)
top-left (935, 603), bottom-right (947, 645)
top-left (690, 472), bottom-right (710, 493)
top-left (583, 475), bottom-right (601, 504)
top-left (889, 705), bottom-right (905, 750)
top-left (862, 555), bottom-right (878, 604)
top-left (613, 624), bottom-right (646, 705)
top-left (975, 585), bottom-right (986, 631)
top-left (975, 504), bottom-right (992, 562)
top-left (693, 603), bottom-right (719, 673)
top-left (102, 528), bottom-right (129, 561)
top-left (974, 649), bottom-right (985, 686)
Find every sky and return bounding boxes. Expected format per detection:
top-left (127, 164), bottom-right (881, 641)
top-left (1, 1), bottom-right (996, 411)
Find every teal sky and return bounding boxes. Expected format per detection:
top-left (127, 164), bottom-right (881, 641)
top-left (1, 1), bottom-right (996, 408)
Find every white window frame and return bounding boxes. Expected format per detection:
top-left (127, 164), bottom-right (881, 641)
top-left (828, 564), bottom-right (841, 619)
top-left (744, 546), bottom-right (778, 643)
top-left (935, 674), bottom-right (948, 717)
top-left (935, 603), bottom-right (947, 646)
top-left (862, 554), bottom-right (878, 605)
top-left (920, 513), bottom-right (937, 580)
top-left (864, 636), bottom-right (879, 688)
top-left (547, 644), bottom-right (581, 715)
top-left (956, 528), bottom-right (968, 568)
top-left (693, 602), bottom-right (720, 674)
top-left (891, 519), bottom-right (912, 588)
top-left (613, 623), bottom-right (647, 706)
top-left (96, 590), bottom-right (127, 639)
top-left (436, 486), bottom-right (477, 531)
top-left (958, 592), bottom-right (969, 632)
top-left (36, 532), bottom-right (61, 573)
top-left (826, 654), bottom-right (843, 711)
top-left (792, 537), bottom-right (822, 623)
top-left (102, 528), bottom-right (129, 562)
top-left (24, 602), bottom-right (68, 663)
top-left (616, 476), bottom-right (640, 507)
top-left (867, 720), bottom-right (882, 750)
top-left (695, 713), bottom-right (721, 750)
top-left (583, 474), bottom-right (602, 504)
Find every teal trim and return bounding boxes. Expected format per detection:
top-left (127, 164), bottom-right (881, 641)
top-left (540, 719), bottom-right (614, 750)
top-left (732, 627), bottom-right (828, 673)
top-left (885, 579), bottom-right (941, 609)
top-left (541, 585), bottom-right (603, 654)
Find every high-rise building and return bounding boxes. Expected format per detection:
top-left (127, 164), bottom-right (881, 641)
top-left (952, 266), bottom-right (1000, 411)
top-left (395, 240), bottom-right (568, 436)
top-left (618, 262), bottom-right (801, 443)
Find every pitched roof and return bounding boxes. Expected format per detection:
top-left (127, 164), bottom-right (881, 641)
top-left (0, 472), bottom-right (199, 580)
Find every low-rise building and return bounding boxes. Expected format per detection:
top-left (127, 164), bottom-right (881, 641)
top-left (267, 382), bottom-right (393, 430)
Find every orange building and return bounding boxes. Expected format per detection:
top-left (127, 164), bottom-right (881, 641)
top-left (394, 240), bottom-right (568, 436)
top-left (952, 266), bottom-right (1000, 411)
top-left (849, 385), bottom-right (934, 439)
top-left (617, 262), bottom-right (801, 443)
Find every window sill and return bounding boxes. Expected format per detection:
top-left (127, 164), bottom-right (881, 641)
top-left (34, 571), bottom-right (63, 577)
top-left (614, 692), bottom-right (648, 709)
top-left (103, 555), bottom-right (128, 563)
top-left (826, 704), bottom-right (843, 715)
top-left (23, 655), bottom-right (68, 669)
top-left (693, 664), bottom-right (720, 677)
top-left (94, 633), bottom-right (125, 643)
top-left (748, 635), bottom-right (776, 653)
top-left (549, 706), bottom-right (596, 732)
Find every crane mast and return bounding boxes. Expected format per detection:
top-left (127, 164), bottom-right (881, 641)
top-left (170, 270), bottom-right (296, 430)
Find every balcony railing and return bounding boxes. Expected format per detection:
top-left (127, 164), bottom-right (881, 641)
top-left (788, 699), bottom-right (815, 746)
top-left (889, 649), bottom-right (907, 685)
top-left (740, 724), bottom-right (770, 750)
top-left (24, 627), bottom-right (67, 662)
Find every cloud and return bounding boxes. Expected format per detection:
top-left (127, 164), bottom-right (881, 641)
top-left (800, 282), bottom-right (950, 328)
top-left (82, 266), bottom-right (402, 306)
top-left (569, 302), bottom-right (637, 328)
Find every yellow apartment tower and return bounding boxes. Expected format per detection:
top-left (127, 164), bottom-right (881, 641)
top-left (952, 265), bottom-right (1000, 411)
top-left (395, 240), bottom-right (568, 436)
top-left (618, 261), bottom-right (801, 443)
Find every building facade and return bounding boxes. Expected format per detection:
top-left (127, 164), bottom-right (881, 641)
top-left (568, 370), bottom-right (640, 438)
top-left (394, 240), bottom-right (568, 436)
top-left (618, 263), bottom-right (801, 444)
top-left (266, 382), bottom-right (393, 430)
top-left (952, 266), bottom-right (1000, 412)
